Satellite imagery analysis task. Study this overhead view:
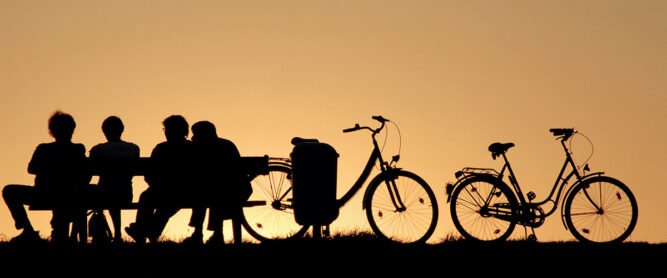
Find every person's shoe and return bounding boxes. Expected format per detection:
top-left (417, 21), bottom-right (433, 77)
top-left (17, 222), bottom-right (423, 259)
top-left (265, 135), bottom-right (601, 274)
top-left (206, 232), bottom-right (224, 246)
top-left (147, 230), bottom-right (159, 244)
top-left (112, 236), bottom-right (124, 244)
top-left (10, 230), bottom-right (40, 243)
top-left (50, 230), bottom-right (75, 245)
top-left (125, 223), bottom-right (145, 244)
top-left (183, 233), bottom-right (203, 245)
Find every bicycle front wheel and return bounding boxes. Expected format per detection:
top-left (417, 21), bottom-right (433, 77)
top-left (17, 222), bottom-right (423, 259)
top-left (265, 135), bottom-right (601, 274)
top-left (242, 164), bottom-right (309, 242)
top-left (365, 171), bottom-right (438, 244)
top-left (564, 176), bottom-right (638, 243)
top-left (450, 176), bottom-right (518, 242)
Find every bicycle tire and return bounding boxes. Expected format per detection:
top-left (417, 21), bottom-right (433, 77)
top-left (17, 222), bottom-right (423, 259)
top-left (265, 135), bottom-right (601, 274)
top-left (365, 170), bottom-right (438, 244)
top-left (242, 164), bottom-right (309, 242)
top-left (564, 176), bottom-right (638, 243)
top-left (450, 175), bottom-right (518, 242)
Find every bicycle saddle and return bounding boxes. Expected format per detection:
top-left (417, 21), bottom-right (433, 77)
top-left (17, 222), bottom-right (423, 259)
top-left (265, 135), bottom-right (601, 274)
top-left (488, 142), bottom-right (515, 160)
top-left (291, 137), bottom-right (320, 145)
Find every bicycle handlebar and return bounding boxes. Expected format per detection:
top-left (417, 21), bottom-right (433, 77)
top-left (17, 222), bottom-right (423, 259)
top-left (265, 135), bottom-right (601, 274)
top-left (343, 124), bottom-right (361, 133)
top-left (343, 116), bottom-right (389, 134)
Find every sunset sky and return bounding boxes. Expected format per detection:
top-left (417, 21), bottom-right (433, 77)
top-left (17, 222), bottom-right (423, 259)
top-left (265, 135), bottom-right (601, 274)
top-left (1, 1), bottom-right (665, 243)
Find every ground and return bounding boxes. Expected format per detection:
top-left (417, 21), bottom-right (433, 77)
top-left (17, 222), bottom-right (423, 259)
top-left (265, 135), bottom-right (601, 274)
top-left (0, 235), bottom-right (664, 276)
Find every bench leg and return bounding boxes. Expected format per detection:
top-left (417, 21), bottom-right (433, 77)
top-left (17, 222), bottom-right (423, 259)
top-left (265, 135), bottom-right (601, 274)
top-left (232, 217), bottom-right (242, 245)
top-left (78, 211), bottom-right (87, 243)
top-left (61, 210), bottom-right (86, 244)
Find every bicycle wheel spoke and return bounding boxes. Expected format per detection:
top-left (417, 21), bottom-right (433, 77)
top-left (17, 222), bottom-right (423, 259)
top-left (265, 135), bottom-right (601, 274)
top-left (243, 165), bottom-right (306, 241)
top-left (367, 172), bottom-right (438, 244)
top-left (450, 177), bottom-right (516, 242)
top-left (565, 177), bottom-right (637, 243)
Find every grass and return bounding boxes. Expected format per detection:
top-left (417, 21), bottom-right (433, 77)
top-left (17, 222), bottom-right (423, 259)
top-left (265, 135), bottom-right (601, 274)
top-left (0, 232), bottom-right (664, 276)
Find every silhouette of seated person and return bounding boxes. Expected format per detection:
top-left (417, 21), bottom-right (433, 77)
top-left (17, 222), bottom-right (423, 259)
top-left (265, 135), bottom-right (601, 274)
top-left (125, 115), bottom-right (195, 243)
top-left (87, 116), bottom-right (140, 242)
top-left (3, 111), bottom-right (90, 243)
top-left (183, 121), bottom-right (252, 245)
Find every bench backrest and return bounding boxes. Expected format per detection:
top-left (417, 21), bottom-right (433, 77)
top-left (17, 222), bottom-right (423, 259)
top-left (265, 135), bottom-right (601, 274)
top-left (28, 156), bottom-right (269, 211)
top-left (86, 155), bottom-right (269, 177)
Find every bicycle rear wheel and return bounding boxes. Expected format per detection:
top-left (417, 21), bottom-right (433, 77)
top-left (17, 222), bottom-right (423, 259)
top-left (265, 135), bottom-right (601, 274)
top-left (242, 164), bottom-right (309, 242)
top-left (564, 176), bottom-right (638, 243)
top-left (450, 176), bottom-right (517, 242)
top-left (365, 170), bottom-right (438, 244)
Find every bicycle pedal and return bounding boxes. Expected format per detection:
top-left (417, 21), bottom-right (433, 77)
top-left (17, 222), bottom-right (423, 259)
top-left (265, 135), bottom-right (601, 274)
top-left (527, 191), bottom-right (536, 201)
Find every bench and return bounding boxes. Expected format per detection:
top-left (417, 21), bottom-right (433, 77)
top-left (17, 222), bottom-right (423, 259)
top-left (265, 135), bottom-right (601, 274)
top-left (29, 155), bottom-right (269, 243)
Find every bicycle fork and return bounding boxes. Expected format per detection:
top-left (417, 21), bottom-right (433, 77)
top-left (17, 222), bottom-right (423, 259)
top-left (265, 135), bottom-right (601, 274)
top-left (384, 176), bottom-right (407, 212)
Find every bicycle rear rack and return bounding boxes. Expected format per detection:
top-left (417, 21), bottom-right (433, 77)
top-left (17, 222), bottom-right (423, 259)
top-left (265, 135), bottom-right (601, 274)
top-left (446, 168), bottom-right (500, 203)
top-left (455, 167), bottom-right (499, 179)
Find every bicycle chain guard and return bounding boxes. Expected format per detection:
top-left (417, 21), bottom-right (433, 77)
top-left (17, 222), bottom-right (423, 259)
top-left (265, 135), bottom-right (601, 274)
top-left (522, 205), bottom-right (546, 228)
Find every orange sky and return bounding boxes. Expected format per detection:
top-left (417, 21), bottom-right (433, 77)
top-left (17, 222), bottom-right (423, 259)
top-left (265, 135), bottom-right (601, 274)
top-left (1, 1), bottom-right (665, 243)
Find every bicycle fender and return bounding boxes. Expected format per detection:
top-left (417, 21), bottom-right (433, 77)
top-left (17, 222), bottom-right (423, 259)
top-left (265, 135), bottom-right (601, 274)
top-left (268, 161), bottom-right (292, 169)
top-left (361, 168), bottom-right (404, 210)
top-left (446, 173), bottom-right (499, 203)
top-left (559, 172), bottom-right (606, 230)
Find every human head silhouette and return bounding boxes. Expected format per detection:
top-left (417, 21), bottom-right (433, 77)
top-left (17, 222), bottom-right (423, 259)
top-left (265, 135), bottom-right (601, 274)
top-left (48, 111), bottom-right (76, 142)
top-left (163, 115), bottom-right (189, 142)
top-left (191, 121), bottom-right (218, 142)
top-left (102, 116), bottom-right (124, 142)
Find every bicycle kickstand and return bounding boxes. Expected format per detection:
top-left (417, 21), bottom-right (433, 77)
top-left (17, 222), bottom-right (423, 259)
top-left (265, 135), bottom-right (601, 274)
top-left (523, 226), bottom-right (537, 242)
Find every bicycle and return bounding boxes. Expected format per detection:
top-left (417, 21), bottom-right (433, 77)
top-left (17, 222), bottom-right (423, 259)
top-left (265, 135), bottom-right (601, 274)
top-left (445, 128), bottom-right (638, 243)
top-left (241, 116), bottom-right (439, 244)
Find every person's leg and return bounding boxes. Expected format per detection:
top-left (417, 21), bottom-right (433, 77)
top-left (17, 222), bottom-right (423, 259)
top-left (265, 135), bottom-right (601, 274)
top-left (206, 205), bottom-right (224, 244)
top-left (3, 184), bottom-right (42, 242)
top-left (2, 185), bottom-right (37, 232)
top-left (126, 189), bottom-right (156, 243)
top-left (184, 206), bottom-right (205, 244)
top-left (151, 207), bottom-right (179, 242)
top-left (109, 208), bottom-right (122, 241)
top-left (101, 187), bottom-right (131, 242)
top-left (50, 208), bottom-right (70, 242)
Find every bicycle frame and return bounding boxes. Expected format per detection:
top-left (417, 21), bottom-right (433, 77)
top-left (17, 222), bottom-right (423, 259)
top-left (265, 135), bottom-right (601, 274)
top-left (494, 139), bottom-right (604, 224)
top-left (500, 141), bottom-right (571, 212)
top-left (339, 122), bottom-right (407, 211)
top-left (337, 148), bottom-right (379, 207)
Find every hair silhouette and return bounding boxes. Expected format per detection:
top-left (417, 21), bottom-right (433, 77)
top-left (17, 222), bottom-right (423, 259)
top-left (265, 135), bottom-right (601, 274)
top-left (102, 116), bottom-right (124, 142)
top-left (163, 115), bottom-right (189, 142)
top-left (191, 121), bottom-right (217, 142)
top-left (48, 111), bottom-right (76, 142)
